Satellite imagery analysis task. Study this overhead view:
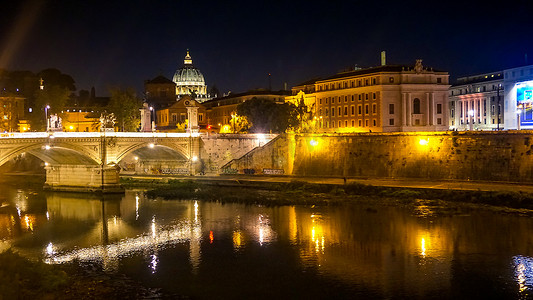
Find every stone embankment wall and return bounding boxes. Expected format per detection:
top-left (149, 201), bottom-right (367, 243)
top-left (200, 134), bottom-right (277, 174)
top-left (223, 131), bottom-right (533, 182)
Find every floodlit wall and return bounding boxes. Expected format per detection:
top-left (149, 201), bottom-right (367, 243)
top-left (224, 131), bottom-right (533, 182)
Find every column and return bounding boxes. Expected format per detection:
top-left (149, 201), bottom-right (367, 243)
top-left (426, 92), bottom-right (430, 126)
top-left (402, 93), bottom-right (407, 126)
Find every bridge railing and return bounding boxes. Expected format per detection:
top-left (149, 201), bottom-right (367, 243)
top-left (0, 132), bottom-right (202, 139)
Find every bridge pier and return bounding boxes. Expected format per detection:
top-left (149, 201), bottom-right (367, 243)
top-left (44, 164), bottom-right (123, 193)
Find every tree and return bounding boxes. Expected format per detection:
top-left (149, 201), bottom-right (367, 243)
top-left (236, 97), bottom-right (299, 133)
top-left (37, 68), bottom-right (76, 91)
top-left (107, 88), bottom-right (142, 132)
top-left (31, 85), bottom-right (71, 131)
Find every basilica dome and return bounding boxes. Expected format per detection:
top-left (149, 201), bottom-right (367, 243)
top-left (172, 50), bottom-right (209, 102)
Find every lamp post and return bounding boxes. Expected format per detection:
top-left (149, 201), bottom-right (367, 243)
top-left (149, 106), bottom-right (155, 132)
top-left (45, 105), bottom-right (50, 132)
top-left (468, 109), bottom-right (474, 131)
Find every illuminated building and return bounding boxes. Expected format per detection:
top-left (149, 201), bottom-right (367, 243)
top-left (155, 95), bottom-right (207, 132)
top-left (0, 94), bottom-right (25, 132)
top-left (289, 60), bottom-right (450, 132)
top-left (202, 89), bottom-right (289, 133)
top-left (504, 65), bottom-right (533, 130)
top-left (448, 71), bottom-right (504, 131)
top-left (60, 110), bottom-right (101, 132)
top-left (173, 50), bottom-right (211, 103)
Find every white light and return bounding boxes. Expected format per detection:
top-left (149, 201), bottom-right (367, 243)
top-left (44, 145), bottom-right (51, 150)
top-left (148, 143), bottom-right (155, 148)
top-left (192, 156), bottom-right (198, 162)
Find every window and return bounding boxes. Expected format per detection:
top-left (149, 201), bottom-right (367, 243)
top-left (389, 118), bottom-right (394, 125)
top-left (344, 96), bottom-right (348, 102)
top-left (325, 108), bottom-right (329, 116)
top-left (331, 108), bottom-right (334, 116)
top-left (338, 107), bottom-right (341, 116)
top-left (351, 95), bottom-right (355, 101)
top-left (451, 109), bottom-right (454, 118)
top-left (413, 98), bottom-right (421, 114)
top-left (372, 104), bottom-right (377, 114)
top-left (344, 107), bottom-right (348, 115)
top-left (365, 104), bottom-right (369, 114)
top-left (389, 77), bottom-right (394, 83)
top-left (358, 105), bottom-right (362, 115)
top-left (373, 93), bottom-right (376, 100)
top-left (437, 118), bottom-right (442, 125)
top-left (345, 120), bottom-right (348, 127)
top-left (358, 94), bottom-right (362, 101)
top-left (373, 119), bottom-right (376, 126)
top-left (351, 106), bottom-right (355, 115)
top-left (338, 121), bottom-right (341, 127)
top-left (319, 98), bottom-right (322, 104)
top-left (437, 78), bottom-right (442, 83)
top-left (199, 114), bottom-right (203, 122)
top-left (436, 103), bottom-right (442, 114)
top-left (389, 104), bottom-right (394, 114)
top-left (365, 120), bottom-right (369, 126)
top-left (365, 93), bottom-right (369, 100)
top-left (351, 120), bottom-right (355, 127)
top-left (372, 78), bottom-right (376, 85)
top-left (358, 120), bottom-right (362, 126)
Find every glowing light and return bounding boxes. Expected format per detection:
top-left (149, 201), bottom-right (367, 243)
top-left (44, 145), bottom-right (51, 150)
top-left (514, 255), bottom-right (533, 294)
top-left (135, 195), bottom-right (139, 220)
top-left (148, 143), bottom-right (155, 148)
top-left (421, 238), bottom-right (426, 257)
top-left (419, 138), bottom-right (429, 146)
top-left (46, 242), bottom-right (54, 256)
top-left (209, 231), bottom-right (214, 244)
top-left (233, 231), bottom-right (243, 249)
top-left (192, 155), bottom-right (198, 162)
top-left (150, 254), bottom-right (158, 273)
top-left (310, 139), bottom-right (319, 147)
top-left (134, 156), bottom-right (139, 161)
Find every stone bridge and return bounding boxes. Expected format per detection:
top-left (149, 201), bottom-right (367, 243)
top-left (0, 132), bottom-right (275, 192)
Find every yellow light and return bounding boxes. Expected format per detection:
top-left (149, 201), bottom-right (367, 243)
top-left (148, 143), bottom-right (155, 148)
top-left (310, 139), bottom-right (319, 146)
top-left (419, 138), bottom-right (429, 146)
top-left (69, 125), bottom-right (74, 130)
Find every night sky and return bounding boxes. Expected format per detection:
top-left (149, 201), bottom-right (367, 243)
top-left (1, 0), bottom-right (531, 97)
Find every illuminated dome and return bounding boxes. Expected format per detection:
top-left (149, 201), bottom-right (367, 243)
top-left (172, 50), bottom-right (209, 102)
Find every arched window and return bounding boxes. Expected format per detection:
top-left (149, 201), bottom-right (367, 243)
top-left (413, 98), bottom-right (421, 114)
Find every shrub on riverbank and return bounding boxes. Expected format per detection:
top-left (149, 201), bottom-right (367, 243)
top-left (0, 249), bottom-right (68, 298)
top-left (125, 178), bottom-right (533, 210)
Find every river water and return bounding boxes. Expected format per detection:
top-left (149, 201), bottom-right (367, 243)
top-left (1, 184), bottom-right (533, 299)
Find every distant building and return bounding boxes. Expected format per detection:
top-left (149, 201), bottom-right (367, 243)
top-left (504, 65), bottom-right (533, 130)
top-left (202, 89), bottom-right (290, 133)
top-left (173, 50), bottom-right (211, 103)
top-left (0, 93), bottom-right (25, 132)
top-left (144, 75), bottom-right (176, 109)
top-left (155, 95), bottom-right (207, 132)
top-left (448, 71), bottom-right (504, 131)
top-left (290, 60), bottom-right (450, 132)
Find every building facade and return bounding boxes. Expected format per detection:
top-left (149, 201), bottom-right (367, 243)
top-left (155, 95), bottom-right (207, 132)
top-left (290, 60), bottom-right (450, 132)
top-left (448, 72), bottom-right (504, 131)
top-left (0, 94), bottom-right (25, 132)
top-left (504, 65), bottom-right (533, 130)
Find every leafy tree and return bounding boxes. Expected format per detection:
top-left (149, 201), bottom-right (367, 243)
top-left (31, 85), bottom-right (71, 131)
top-left (107, 88), bottom-right (142, 132)
top-left (37, 68), bottom-right (76, 91)
top-left (236, 97), bottom-right (299, 133)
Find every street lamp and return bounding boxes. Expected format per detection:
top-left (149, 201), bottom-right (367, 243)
top-left (468, 109), bottom-right (474, 131)
top-left (149, 106), bottom-right (155, 132)
top-left (45, 105), bottom-right (50, 132)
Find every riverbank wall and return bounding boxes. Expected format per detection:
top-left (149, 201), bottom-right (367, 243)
top-left (222, 131), bottom-right (533, 183)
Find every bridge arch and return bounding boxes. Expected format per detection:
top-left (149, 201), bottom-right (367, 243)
top-left (0, 142), bottom-right (100, 167)
top-left (113, 141), bottom-right (191, 164)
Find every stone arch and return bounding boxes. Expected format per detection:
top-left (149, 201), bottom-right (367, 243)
top-left (114, 141), bottom-right (190, 164)
top-left (0, 142), bottom-right (99, 167)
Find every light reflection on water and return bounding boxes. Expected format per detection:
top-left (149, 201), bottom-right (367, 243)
top-left (1, 187), bottom-right (533, 298)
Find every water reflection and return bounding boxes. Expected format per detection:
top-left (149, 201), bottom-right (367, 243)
top-left (1, 186), bottom-right (533, 298)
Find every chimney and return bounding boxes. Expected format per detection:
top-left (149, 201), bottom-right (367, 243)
top-left (381, 51), bottom-right (386, 66)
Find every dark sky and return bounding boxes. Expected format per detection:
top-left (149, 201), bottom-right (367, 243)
top-left (1, 0), bottom-right (531, 97)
